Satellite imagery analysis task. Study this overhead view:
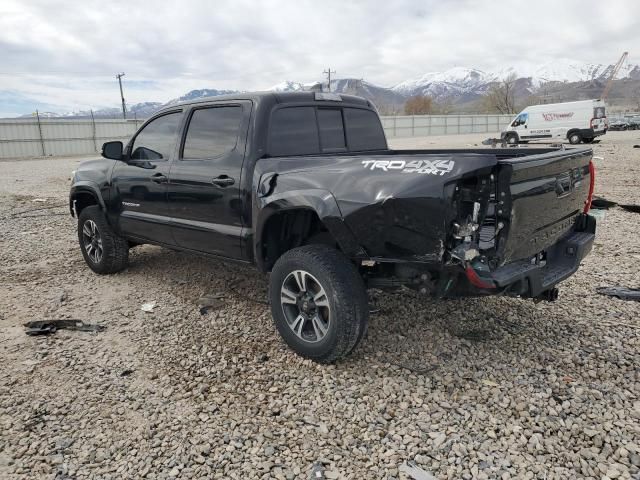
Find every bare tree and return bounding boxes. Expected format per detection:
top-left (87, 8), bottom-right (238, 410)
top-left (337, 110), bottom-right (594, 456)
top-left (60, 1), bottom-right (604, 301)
top-left (634, 87), bottom-right (640, 111)
top-left (404, 95), bottom-right (434, 115)
top-left (482, 73), bottom-right (518, 114)
top-left (432, 97), bottom-right (454, 114)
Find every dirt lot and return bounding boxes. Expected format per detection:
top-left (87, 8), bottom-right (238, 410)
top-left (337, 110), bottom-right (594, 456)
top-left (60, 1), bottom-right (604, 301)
top-left (1, 131), bottom-right (639, 480)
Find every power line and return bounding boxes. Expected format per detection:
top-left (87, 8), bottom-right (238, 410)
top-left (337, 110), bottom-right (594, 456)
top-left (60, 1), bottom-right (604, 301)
top-left (323, 68), bottom-right (336, 92)
top-left (116, 73), bottom-right (127, 119)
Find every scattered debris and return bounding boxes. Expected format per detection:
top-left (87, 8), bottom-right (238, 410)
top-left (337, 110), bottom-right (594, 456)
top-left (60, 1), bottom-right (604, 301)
top-left (120, 369), bottom-right (135, 377)
top-left (596, 286), bottom-right (640, 302)
top-left (309, 463), bottom-right (326, 480)
top-left (482, 379), bottom-right (499, 387)
top-left (591, 197), bottom-right (617, 209)
top-left (197, 293), bottom-right (225, 314)
top-left (399, 461), bottom-right (437, 480)
top-left (481, 137), bottom-right (507, 148)
top-left (24, 319), bottom-right (106, 336)
top-left (633, 145), bottom-right (639, 148)
top-left (32, 198), bottom-right (48, 203)
top-left (140, 302), bottom-right (156, 313)
top-left (619, 204), bottom-right (640, 214)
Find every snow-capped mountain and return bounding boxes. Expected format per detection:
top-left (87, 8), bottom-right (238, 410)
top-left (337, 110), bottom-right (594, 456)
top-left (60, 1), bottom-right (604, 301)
top-left (394, 59), bottom-right (640, 100)
top-left (269, 81), bottom-right (306, 92)
top-left (393, 67), bottom-right (492, 99)
top-left (15, 59), bottom-right (639, 119)
top-left (164, 89), bottom-right (238, 105)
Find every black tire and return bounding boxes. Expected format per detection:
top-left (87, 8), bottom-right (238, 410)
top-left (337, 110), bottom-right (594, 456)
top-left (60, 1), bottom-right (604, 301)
top-left (78, 205), bottom-right (129, 274)
top-left (269, 245), bottom-right (368, 363)
top-left (568, 131), bottom-right (582, 145)
top-left (505, 133), bottom-right (518, 145)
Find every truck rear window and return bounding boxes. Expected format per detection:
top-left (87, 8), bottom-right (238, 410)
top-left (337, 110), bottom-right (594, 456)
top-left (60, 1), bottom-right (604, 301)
top-left (269, 107), bottom-right (320, 156)
top-left (269, 106), bottom-right (386, 157)
top-left (317, 108), bottom-right (346, 152)
top-left (343, 108), bottom-right (387, 151)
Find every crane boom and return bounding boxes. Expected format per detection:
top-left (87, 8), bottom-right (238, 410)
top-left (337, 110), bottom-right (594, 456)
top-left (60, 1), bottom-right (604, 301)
top-left (600, 52), bottom-right (628, 101)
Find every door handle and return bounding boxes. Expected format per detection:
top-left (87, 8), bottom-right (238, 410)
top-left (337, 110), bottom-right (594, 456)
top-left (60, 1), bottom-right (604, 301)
top-left (211, 176), bottom-right (235, 187)
top-left (150, 173), bottom-right (168, 184)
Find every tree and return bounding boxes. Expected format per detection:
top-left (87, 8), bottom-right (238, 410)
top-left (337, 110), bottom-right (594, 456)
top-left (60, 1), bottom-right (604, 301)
top-left (404, 95), bottom-right (434, 115)
top-left (432, 97), bottom-right (454, 114)
top-left (482, 73), bottom-right (518, 114)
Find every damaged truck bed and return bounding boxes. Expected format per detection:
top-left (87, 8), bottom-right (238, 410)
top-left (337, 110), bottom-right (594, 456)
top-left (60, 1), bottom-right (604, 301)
top-left (70, 91), bottom-right (596, 362)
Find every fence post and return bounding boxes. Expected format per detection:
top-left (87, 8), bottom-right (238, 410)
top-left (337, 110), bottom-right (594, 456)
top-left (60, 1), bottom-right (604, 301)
top-left (90, 109), bottom-right (97, 152)
top-left (35, 109), bottom-right (46, 156)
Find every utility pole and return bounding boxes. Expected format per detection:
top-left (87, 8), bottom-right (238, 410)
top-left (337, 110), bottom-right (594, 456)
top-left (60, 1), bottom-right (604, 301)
top-left (116, 72), bottom-right (127, 119)
top-left (323, 68), bottom-right (336, 92)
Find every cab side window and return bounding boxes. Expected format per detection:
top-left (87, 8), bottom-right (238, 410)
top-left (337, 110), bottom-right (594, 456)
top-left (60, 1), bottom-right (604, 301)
top-left (182, 106), bottom-right (243, 159)
top-left (130, 112), bottom-right (182, 161)
top-left (511, 113), bottom-right (528, 127)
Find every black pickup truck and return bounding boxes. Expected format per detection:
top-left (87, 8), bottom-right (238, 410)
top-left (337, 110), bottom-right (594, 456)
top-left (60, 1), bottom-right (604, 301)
top-left (70, 92), bottom-right (596, 362)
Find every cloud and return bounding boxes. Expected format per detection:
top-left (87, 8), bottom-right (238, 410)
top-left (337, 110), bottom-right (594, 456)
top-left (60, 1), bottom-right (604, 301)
top-left (0, 0), bottom-right (637, 115)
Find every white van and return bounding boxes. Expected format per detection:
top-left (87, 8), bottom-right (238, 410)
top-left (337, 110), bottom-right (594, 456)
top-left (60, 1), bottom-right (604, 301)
top-left (502, 99), bottom-right (607, 145)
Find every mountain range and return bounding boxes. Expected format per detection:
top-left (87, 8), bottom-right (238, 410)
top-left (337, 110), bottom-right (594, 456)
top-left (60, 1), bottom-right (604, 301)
top-left (23, 59), bottom-right (640, 118)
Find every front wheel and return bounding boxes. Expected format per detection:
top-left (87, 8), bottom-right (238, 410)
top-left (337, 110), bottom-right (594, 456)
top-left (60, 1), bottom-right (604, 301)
top-left (505, 133), bottom-right (518, 145)
top-left (269, 245), bottom-right (368, 363)
top-left (78, 206), bottom-right (129, 274)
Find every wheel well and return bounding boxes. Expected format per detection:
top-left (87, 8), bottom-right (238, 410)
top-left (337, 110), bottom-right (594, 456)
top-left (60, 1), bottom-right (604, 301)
top-left (260, 209), bottom-right (338, 271)
top-left (72, 191), bottom-right (100, 216)
top-left (567, 129), bottom-right (581, 138)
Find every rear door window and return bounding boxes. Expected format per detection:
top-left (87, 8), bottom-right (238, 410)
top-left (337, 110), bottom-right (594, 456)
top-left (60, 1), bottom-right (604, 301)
top-left (182, 106), bottom-right (243, 159)
top-left (317, 108), bottom-right (346, 152)
top-left (343, 108), bottom-right (387, 151)
top-left (269, 107), bottom-right (320, 156)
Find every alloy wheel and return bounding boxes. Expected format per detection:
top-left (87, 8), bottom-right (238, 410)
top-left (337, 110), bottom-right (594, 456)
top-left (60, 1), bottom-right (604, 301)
top-left (280, 270), bottom-right (331, 343)
top-left (82, 219), bottom-right (103, 264)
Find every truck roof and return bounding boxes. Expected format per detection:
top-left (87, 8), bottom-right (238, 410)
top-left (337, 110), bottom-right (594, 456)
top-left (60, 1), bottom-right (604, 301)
top-left (158, 91), bottom-right (374, 113)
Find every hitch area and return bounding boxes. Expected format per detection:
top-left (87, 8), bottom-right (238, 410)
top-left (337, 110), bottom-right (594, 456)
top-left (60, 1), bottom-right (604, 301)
top-left (534, 287), bottom-right (559, 303)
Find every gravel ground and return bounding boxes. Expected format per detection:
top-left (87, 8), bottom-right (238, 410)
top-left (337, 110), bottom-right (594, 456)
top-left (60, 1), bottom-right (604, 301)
top-left (1, 131), bottom-right (639, 480)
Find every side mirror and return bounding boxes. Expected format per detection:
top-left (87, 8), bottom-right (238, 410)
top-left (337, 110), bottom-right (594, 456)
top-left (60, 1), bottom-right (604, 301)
top-left (102, 141), bottom-right (123, 160)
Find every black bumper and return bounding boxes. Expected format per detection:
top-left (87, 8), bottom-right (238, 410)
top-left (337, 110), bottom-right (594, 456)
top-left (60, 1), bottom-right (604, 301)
top-left (490, 215), bottom-right (596, 298)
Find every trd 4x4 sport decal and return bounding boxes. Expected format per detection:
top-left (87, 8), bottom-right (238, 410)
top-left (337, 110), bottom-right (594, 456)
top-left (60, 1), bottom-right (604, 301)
top-left (361, 159), bottom-right (455, 175)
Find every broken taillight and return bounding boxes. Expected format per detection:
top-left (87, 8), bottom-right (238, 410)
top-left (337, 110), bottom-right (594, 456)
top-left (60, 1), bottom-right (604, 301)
top-left (584, 160), bottom-right (595, 213)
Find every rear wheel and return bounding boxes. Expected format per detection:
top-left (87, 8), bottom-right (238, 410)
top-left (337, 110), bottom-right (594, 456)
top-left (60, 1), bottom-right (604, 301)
top-left (269, 245), bottom-right (368, 363)
top-left (568, 131), bottom-right (582, 145)
top-left (78, 206), bottom-right (129, 274)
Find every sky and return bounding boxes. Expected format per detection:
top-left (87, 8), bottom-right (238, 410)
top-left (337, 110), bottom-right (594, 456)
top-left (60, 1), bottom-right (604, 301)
top-left (0, 0), bottom-right (637, 117)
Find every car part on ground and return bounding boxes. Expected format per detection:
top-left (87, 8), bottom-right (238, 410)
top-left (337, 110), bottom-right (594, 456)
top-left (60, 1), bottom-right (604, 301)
top-left (24, 319), bottom-right (106, 336)
top-left (596, 286), bottom-right (640, 302)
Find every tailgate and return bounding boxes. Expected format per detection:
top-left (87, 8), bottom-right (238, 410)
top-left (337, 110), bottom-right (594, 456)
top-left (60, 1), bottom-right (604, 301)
top-left (498, 148), bottom-right (592, 263)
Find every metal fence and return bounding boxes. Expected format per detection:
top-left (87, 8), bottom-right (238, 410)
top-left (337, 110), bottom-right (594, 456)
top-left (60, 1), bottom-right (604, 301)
top-left (0, 114), bottom-right (516, 159)
top-left (380, 114), bottom-right (514, 138)
top-left (0, 118), bottom-right (143, 159)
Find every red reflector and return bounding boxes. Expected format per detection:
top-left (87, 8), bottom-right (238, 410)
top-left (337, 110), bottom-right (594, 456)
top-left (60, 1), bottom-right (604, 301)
top-left (584, 160), bottom-right (595, 213)
top-left (465, 265), bottom-right (495, 289)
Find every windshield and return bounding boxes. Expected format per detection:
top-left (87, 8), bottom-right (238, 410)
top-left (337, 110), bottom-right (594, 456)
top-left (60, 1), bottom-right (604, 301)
top-left (511, 112), bottom-right (528, 127)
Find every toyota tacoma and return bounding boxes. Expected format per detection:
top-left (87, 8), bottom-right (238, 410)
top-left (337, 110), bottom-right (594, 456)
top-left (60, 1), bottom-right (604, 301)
top-left (70, 92), bottom-right (597, 362)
